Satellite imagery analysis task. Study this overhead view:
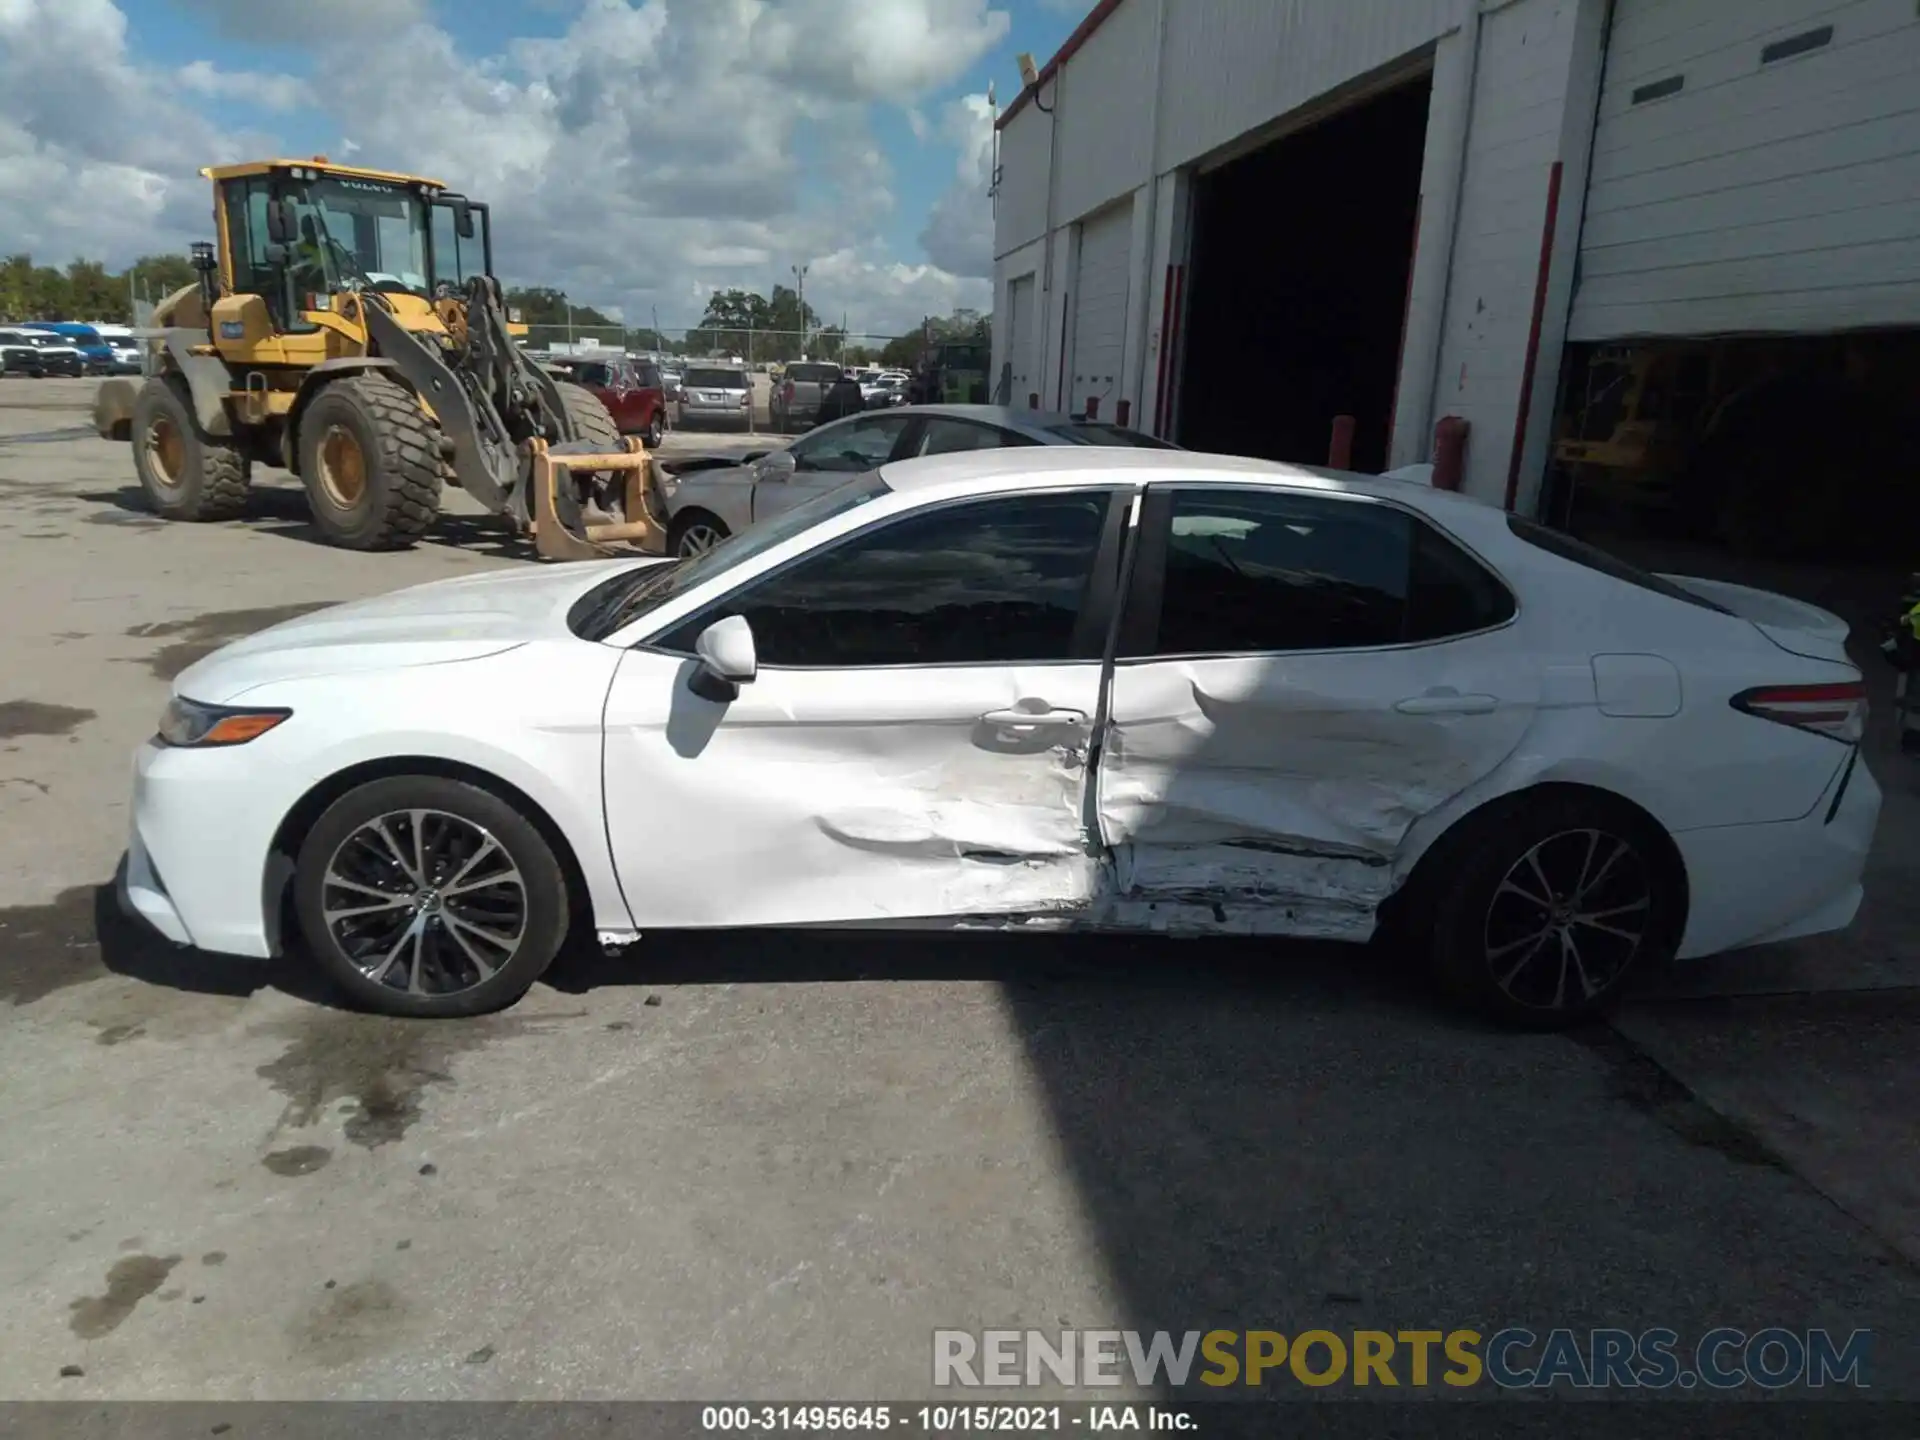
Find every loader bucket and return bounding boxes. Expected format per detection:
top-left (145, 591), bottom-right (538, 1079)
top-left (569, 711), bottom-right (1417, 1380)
top-left (95, 379), bottom-right (138, 442)
top-left (530, 437), bottom-right (668, 562)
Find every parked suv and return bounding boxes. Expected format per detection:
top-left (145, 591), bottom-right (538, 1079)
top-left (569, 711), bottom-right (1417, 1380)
top-left (676, 364), bottom-right (753, 429)
top-left (0, 327), bottom-right (85, 377)
top-left (546, 356), bottom-right (668, 447)
top-left (23, 322), bottom-right (115, 374)
top-left (770, 361), bottom-right (844, 432)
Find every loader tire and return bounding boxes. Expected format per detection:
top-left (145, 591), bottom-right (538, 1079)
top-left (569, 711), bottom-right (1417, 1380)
top-left (298, 373), bottom-right (443, 551)
top-left (131, 374), bottom-right (251, 522)
top-left (553, 381), bottom-right (622, 451)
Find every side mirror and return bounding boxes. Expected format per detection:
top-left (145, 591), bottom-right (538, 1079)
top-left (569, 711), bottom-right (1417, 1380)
top-left (757, 448), bottom-right (797, 480)
top-left (691, 615), bottom-right (757, 702)
top-left (454, 202), bottom-right (476, 240)
top-left (265, 199), bottom-right (296, 245)
top-left (190, 241), bottom-right (218, 274)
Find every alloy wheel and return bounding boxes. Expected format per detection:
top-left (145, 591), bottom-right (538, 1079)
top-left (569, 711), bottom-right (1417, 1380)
top-left (320, 809), bottom-right (527, 997)
top-left (1482, 828), bottom-right (1652, 1013)
top-left (676, 521), bottom-right (725, 557)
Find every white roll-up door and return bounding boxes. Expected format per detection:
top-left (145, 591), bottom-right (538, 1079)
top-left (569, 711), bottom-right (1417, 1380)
top-left (1068, 206), bottom-right (1132, 416)
top-left (1005, 273), bottom-right (1036, 405)
top-left (1570, 0), bottom-right (1920, 340)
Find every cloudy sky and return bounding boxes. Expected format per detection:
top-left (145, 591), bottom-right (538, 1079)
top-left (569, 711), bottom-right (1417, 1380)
top-left (0, 0), bottom-right (1089, 337)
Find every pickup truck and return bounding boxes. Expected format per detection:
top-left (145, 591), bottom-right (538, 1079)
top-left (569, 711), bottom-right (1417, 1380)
top-left (770, 361), bottom-right (844, 433)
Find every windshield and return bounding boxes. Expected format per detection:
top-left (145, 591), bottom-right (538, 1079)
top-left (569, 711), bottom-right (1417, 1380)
top-left (287, 175), bottom-right (431, 296)
top-left (1043, 421), bottom-right (1179, 449)
top-left (788, 364), bottom-right (840, 383)
top-left (570, 472), bottom-right (891, 641)
top-left (685, 367), bottom-right (745, 388)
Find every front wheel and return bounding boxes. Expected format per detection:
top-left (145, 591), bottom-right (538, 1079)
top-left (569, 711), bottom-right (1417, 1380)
top-left (646, 410), bottom-right (665, 448)
top-left (667, 508), bottom-right (730, 558)
top-left (298, 373), bottom-right (443, 550)
top-left (1426, 793), bottom-right (1684, 1028)
top-left (292, 775), bottom-right (572, 1018)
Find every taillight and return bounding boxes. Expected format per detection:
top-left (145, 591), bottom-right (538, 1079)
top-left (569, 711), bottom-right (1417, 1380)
top-left (782, 381), bottom-right (794, 401)
top-left (1731, 681), bottom-right (1867, 744)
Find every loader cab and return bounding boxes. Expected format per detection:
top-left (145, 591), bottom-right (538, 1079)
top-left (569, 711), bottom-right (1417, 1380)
top-left (206, 160), bottom-right (487, 337)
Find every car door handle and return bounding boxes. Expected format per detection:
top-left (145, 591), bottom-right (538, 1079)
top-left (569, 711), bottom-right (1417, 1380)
top-left (1395, 693), bottom-right (1499, 715)
top-left (981, 708), bottom-right (1088, 728)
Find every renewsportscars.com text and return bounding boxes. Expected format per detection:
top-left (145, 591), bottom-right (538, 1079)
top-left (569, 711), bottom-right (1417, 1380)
top-left (933, 1327), bottom-right (1872, 1391)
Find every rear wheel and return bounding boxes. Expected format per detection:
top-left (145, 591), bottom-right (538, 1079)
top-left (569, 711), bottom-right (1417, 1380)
top-left (293, 775), bottom-right (571, 1019)
top-left (553, 380), bottom-right (621, 450)
top-left (131, 374), bottom-right (251, 521)
top-left (1426, 792), bottom-right (1684, 1029)
top-left (298, 373), bottom-right (442, 550)
top-left (667, 508), bottom-right (730, 557)
top-left (645, 409), bottom-right (665, 449)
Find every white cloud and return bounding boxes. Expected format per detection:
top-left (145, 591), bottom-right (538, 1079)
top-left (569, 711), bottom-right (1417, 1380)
top-left (0, 0), bottom-right (1002, 336)
top-left (917, 93), bottom-right (995, 279)
top-left (169, 0), bottom-right (431, 43)
top-left (176, 59), bottom-right (306, 112)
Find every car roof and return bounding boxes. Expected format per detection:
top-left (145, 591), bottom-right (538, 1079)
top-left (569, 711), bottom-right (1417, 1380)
top-left (874, 446), bottom-right (1504, 524)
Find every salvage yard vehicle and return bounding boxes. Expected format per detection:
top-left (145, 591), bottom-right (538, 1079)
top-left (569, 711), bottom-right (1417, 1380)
top-left (123, 449), bottom-right (1878, 1026)
top-left (659, 403), bottom-right (1177, 557)
top-left (545, 355), bottom-right (669, 448)
top-left (675, 364), bottom-right (753, 430)
top-left (770, 361), bottom-right (844, 432)
top-left (0, 327), bottom-right (86, 377)
top-left (93, 156), bottom-right (657, 560)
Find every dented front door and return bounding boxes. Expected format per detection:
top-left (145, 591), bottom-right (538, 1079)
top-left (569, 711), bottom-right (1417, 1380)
top-left (1093, 483), bottom-right (1539, 939)
top-left (601, 488), bottom-right (1124, 928)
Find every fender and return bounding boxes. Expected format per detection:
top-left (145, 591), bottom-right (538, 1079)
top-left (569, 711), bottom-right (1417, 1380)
top-left (162, 329), bottom-right (237, 435)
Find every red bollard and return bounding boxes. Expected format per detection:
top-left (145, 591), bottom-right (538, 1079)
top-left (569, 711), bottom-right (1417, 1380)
top-left (1085, 396), bottom-right (1100, 420)
top-left (1115, 399), bottom-right (1131, 428)
top-left (1328, 414), bottom-right (1356, 469)
top-left (1433, 415), bottom-right (1469, 492)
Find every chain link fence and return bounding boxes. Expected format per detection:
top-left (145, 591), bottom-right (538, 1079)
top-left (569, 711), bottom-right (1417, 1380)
top-left (520, 325), bottom-right (908, 371)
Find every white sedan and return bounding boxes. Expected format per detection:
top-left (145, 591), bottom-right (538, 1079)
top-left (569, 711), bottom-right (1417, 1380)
top-left (123, 450), bottom-right (1880, 1025)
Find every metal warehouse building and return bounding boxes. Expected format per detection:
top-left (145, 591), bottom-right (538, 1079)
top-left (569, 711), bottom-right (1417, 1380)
top-left (991, 0), bottom-right (1920, 566)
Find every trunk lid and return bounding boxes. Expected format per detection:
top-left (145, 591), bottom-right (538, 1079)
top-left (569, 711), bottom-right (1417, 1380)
top-left (1660, 574), bottom-right (1856, 665)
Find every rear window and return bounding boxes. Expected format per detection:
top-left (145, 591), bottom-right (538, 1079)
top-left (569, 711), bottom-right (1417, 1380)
top-left (788, 364), bottom-right (840, 383)
top-left (1043, 422), bottom-right (1179, 450)
top-left (685, 367), bottom-right (745, 388)
top-left (1504, 516), bottom-right (1731, 613)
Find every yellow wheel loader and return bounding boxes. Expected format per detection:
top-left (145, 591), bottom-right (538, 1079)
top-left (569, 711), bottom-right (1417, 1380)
top-left (95, 157), bottom-right (662, 559)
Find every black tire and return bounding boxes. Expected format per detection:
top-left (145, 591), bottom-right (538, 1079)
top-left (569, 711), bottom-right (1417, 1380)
top-left (293, 775), bottom-right (571, 1019)
top-left (1425, 791), bottom-right (1685, 1029)
top-left (131, 373), bottom-right (251, 521)
top-left (645, 410), bottom-right (665, 448)
top-left (666, 507), bottom-right (731, 557)
top-left (553, 380), bottom-right (621, 450)
top-left (298, 372), bottom-right (443, 550)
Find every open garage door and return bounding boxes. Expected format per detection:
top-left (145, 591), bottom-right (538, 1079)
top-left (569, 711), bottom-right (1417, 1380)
top-left (1550, 0), bottom-right (1920, 566)
top-left (1004, 273), bottom-right (1036, 406)
top-left (1571, 0), bottom-right (1920, 340)
top-left (1067, 207), bottom-right (1131, 418)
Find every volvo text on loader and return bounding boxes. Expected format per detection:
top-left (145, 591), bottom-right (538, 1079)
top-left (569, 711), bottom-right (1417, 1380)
top-left (95, 157), bottom-right (662, 559)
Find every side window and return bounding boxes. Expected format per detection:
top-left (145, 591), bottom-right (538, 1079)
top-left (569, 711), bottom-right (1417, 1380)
top-left (1130, 488), bottom-right (1516, 657)
top-left (915, 418), bottom-right (1036, 455)
top-left (1135, 488), bottom-right (1411, 655)
top-left (224, 179), bottom-right (273, 295)
top-left (788, 414), bottom-right (910, 473)
top-left (1407, 522), bottom-right (1517, 640)
top-left (660, 492), bottom-right (1112, 667)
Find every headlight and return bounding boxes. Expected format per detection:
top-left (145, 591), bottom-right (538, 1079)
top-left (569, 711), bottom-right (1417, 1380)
top-left (157, 697), bottom-right (291, 748)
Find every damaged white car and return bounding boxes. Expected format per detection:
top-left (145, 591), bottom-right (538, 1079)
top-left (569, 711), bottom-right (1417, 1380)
top-left (123, 450), bottom-right (1879, 1026)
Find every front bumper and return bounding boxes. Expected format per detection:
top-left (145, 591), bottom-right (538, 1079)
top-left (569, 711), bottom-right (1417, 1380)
top-left (124, 738), bottom-right (284, 958)
top-left (1673, 745), bottom-right (1882, 958)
